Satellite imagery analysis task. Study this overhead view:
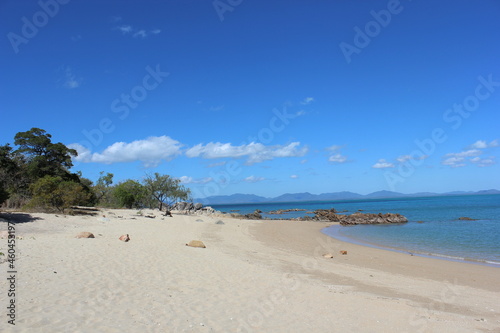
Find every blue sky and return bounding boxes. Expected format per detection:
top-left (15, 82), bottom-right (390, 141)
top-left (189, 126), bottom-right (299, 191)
top-left (1, 0), bottom-right (499, 198)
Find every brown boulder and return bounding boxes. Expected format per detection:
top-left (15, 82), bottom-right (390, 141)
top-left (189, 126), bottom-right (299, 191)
top-left (312, 208), bottom-right (342, 222)
top-left (186, 240), bottom-right (206, 248)
top-left (245, 209), bottom-right (262, 220)
top-left (119, 234), bottom-right (130, 242)
top-left (75, 232), bottom-right (95, 239)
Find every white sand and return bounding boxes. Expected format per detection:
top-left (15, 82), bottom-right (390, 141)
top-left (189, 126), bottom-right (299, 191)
top-left (0, 209), bottom-right (499, 332)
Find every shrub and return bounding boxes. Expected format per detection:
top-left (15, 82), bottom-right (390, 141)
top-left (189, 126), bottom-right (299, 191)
top-left (29, 176), bottom-right (93, 212)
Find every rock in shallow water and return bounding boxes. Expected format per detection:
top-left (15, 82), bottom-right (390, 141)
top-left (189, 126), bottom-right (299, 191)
top-left (340, 212), bottom-right (408, 225)
top-left (305, 209), bottom-right (408, 225)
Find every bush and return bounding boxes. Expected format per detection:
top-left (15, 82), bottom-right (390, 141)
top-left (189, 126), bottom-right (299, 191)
top-left (0, 182), bottom-right (9, 206)
top-left (113, 180), bottom-right (146, 209)
top-left (28, 176), bottom-right (93, 212)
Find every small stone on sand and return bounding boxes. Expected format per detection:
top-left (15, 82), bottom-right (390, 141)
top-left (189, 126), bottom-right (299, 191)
top-left (119, 234), bottom-right (130, 242)
top-left (75, 232), bottom-right (95, 239)
top-left (186, 240), bottom-right (206, 248)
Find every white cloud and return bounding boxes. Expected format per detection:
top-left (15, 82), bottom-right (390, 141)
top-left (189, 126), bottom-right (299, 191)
top-left (470, 156), bottom-right (495, 167)
top-left (114, 24), bottom-right (161, 38)
top-left (179, 176), bottom-right (213, 184)
top-left (326, 145), bottom-right (343, 152)
top-left (396, 154), bottom-right (428, 163)
top-left (326, 145), bottom-right (347, 163)
top-left (467, 139), bottom-right (498, 150)
top-left (185, 142), bottom-right (308, 164)
top-left (69, 136), bottom-right (182, 167)
top-left (372, 159), bottom-right (395, 169)
top-left (396, 155), bottom-right (411, 163)
top-left (441, 149), bottom-right (483, 168)
top-left (468, 140), bottom-right (488, 149)
top-left (441, 137), bottom-right (500, 168)
top-left (63, 66), bottom-right (81, 89)
top-left (301, 97), bottom-right (314, 105)
top-left (290, 174), bottom-right (298, 179)
top-left (443, 140), bottom-right (498, 168)
top-left (442, 156), bottom-right (466, 168)
top-left (133, 30), bottom-right (147, 38)
top-left (328, 153), bottom-right (347, 163)
top-left (209, 105), bottom-right (224, 112)
top-left (445, 149), bottom-right (482, 158)
top-left (117, 25), bottom-right (132, 34)
top-left (244, 175), bottom-right (266, 183)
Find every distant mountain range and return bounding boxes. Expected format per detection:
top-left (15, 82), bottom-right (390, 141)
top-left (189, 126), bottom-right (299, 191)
top-left (195, 189), bottom-right (500, 205)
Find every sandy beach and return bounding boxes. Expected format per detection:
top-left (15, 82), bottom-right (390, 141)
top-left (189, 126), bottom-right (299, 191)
top-left (0, 209), bottom-right (499, 332)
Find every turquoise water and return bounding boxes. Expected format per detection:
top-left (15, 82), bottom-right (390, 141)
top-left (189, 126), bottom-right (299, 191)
top-left (212, 194), bottom-right (500, 265)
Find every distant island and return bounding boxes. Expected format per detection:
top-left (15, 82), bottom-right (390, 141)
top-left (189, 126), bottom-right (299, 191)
top-left (195, 189), bottom-right (500, 205)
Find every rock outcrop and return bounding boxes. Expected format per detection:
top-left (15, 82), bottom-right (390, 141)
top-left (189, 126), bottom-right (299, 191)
top-left (339, 212), bottom-right (408, 225)
top-left (300, 209), bottom-right (408, 225)
top-left (268, 208), bottom-right (306, 215)
top-left (245, 209), bottom-right (262, 220)
top-left (312, 208), bottom-right (341, 221)
top-left (169, 202), bottom-right (219, 216)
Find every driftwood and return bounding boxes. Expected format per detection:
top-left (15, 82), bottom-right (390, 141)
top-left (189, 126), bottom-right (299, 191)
top-left (69, 206), bottom-right (100, 216)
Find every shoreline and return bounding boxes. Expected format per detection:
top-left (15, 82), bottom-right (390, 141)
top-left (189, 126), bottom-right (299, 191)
top-left (251, 219), bottom-right (500, 293)
top-left (1, 209), bottom-right (499, 332)
top-left (322, 224), bottom-right (500, 268)
top-left (212, 194), bottom-right (500, 267)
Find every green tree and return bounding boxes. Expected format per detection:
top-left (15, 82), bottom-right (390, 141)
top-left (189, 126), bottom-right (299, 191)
top-left (0, 144), bottom-right (31, 207)
top-left (0, 181), bottom-right (9, 205)
top-left (143, 173), bottom-right (191, 211)
top-left (93, 171), bottom-right (114, 205)
top-left (113, 180), bottom-right (146, 209)
top-left (14, 128), bottom-right (77, 181)
top-left (29, 176), bottom-right (93, 212)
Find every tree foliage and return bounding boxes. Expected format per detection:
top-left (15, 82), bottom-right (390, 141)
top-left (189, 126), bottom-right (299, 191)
top-left (93, 171), bottom-right (114, 205)
top-left (0, 181), bottom-right (9, 205)
top-left (14, 128), bottom-right (77, 181)
top-left (1, 128), bottom-right (194, 213)
top-left (0, 144), bottom-right (31, 206)
top-left (143, 173), bottom-right (191, 210)
top-left (29, 176), bottom-right (93, 212)
top-left (113, 180), bottom-right (146, 209)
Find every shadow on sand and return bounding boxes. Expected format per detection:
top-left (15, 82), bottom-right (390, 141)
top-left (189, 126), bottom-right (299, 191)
top-left (0, 212), bottom-right (43, 224)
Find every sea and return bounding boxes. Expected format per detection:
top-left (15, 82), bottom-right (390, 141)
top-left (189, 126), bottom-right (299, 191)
top-left (211, 194), bottom-right (500, 266)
